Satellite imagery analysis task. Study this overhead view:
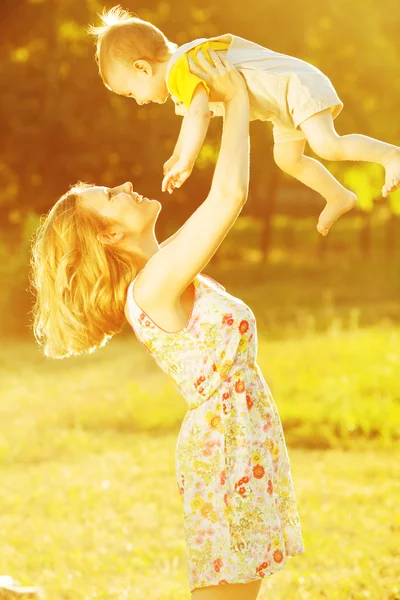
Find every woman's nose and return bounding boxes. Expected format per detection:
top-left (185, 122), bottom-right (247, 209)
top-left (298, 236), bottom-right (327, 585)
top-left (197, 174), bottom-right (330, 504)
top-left (121, 182), bottom-right (133, 193)
top-left (112, 182), bottom-right (133, 194)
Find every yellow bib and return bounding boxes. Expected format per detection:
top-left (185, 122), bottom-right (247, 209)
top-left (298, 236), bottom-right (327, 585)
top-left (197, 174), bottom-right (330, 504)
top-left (167, 40), bottom-right (230, 109)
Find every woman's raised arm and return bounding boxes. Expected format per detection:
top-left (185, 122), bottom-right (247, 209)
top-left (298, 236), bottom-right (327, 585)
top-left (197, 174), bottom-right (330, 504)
top-left (134, 52), bottom-right (250, 303)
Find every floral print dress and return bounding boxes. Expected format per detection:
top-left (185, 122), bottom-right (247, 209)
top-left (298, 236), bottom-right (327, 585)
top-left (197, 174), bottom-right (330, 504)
top-left (125, 272), bottom-right (305, 592)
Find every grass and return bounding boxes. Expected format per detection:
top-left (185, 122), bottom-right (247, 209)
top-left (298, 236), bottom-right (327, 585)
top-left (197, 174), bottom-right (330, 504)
top-left (1, 215), bottom-right (400, 598)
top-left (0, 327), bottom-right (399, 599)
top-left (0, 432), bottom-right (399, 600)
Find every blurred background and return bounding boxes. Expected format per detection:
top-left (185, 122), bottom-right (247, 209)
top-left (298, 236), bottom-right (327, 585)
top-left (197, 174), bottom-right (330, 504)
top-left (0, 0), bottom-right (399, 599)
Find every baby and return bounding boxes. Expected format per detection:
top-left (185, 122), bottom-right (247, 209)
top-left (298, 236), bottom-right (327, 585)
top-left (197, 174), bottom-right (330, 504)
top-left (88, 6), bottom-right (400, 236)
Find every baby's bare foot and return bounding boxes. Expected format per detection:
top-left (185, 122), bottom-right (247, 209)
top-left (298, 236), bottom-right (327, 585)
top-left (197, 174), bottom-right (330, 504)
top-left (382, 150), bottom-right (400, 198)
top-left (317, 190), bottom-right (357, 236)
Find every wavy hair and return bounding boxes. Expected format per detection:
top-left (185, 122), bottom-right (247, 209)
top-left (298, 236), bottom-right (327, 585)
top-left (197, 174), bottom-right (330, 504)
top-left (29, 182), bottom-right (138, 359)
top-left (87, 5), bottom-right (178, 88)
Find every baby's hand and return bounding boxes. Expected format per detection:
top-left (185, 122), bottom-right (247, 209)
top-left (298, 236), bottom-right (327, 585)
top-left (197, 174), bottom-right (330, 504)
top-left (163, 154), bottom-right (180, 176)
top-left (162, 158), bottom-right (194, 194)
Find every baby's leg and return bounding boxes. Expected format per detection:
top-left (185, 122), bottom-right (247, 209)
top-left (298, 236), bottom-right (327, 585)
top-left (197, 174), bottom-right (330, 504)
top-left (273, 139), bottom-right (356, 236)
top-left (299, 109), bottom-right (400, 197)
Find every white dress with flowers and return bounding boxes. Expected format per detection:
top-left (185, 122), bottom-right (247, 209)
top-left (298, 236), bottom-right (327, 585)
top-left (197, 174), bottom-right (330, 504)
top-left (125, 272), bottom-right (304, 592)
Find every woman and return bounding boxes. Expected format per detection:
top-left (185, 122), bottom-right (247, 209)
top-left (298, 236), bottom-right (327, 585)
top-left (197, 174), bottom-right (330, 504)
top-left (30, 52), bottom-right (304, 599)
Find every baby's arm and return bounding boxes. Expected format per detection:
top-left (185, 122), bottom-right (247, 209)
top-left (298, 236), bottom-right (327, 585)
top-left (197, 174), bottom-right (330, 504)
top-left (179, 83), bottom-right (211, 164)
top-left (163, 113), bottom-right (189, 176)
top-left (162, 83), bottom-right (211, 193)
top-left (174, 113), bottom-right (189, 157)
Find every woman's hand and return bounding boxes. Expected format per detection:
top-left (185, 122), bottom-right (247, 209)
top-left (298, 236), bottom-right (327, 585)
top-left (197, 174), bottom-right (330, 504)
top-left (188, 49), bottom-right (247, 104)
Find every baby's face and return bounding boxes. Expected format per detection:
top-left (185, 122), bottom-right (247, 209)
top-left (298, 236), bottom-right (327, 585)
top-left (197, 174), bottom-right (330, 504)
top-left (107, 59), bottom-right (169, 105)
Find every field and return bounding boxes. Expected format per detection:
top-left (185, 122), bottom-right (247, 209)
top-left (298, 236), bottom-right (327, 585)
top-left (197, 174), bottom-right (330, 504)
top-left (1, 216), bottom-right (400, 600)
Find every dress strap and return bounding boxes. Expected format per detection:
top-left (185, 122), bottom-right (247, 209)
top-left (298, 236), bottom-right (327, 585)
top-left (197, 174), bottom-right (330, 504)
top-left (199, 273), bottom-right (226, 291)
top-left (125, 271), bottom-right (145, 324)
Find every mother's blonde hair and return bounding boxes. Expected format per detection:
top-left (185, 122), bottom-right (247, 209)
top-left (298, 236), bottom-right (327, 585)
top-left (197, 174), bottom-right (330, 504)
top-left (30, 182), bottom-right (138, 359)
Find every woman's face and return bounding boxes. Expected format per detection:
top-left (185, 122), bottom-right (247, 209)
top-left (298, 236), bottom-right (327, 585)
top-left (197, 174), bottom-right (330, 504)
top-left (79, 181), bottom-right (161, 239)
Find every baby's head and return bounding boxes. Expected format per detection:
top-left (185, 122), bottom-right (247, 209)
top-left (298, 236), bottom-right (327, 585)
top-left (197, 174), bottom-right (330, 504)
top-left (88, 6), bottom-right (177, 104)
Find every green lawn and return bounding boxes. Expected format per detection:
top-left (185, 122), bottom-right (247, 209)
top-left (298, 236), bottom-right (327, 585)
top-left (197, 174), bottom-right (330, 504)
top-left (1, 214), bottom-right (400, 598)
top-left (1, 432), bottom-right (399, 600)
top-left (0, 328), bottom-right (399, 599)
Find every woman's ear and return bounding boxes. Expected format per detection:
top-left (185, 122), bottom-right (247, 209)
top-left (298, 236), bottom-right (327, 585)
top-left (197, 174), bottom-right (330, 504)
top-left (133, 59), bottom-right (152, 76)
top-left (97, 230), bottom-right (124, 245)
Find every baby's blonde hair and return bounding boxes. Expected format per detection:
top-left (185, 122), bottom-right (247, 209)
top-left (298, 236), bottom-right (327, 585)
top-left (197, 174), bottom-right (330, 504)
top-left (87, 5), bottom-right (177, 88)
top-left (29, 182), bottom-right (138, 359)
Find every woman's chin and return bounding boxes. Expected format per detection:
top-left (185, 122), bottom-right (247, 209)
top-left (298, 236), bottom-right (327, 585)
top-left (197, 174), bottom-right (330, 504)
top-left (149, 198), bottom-right (162, 209)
